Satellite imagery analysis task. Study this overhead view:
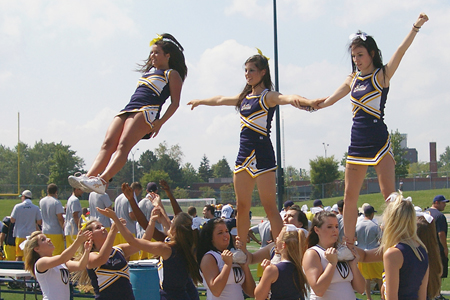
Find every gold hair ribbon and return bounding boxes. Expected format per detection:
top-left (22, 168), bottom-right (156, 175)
top-left (256, 47), bottom-right (270, 61)
top-left (149, 34), bottom-right (163, 47)
top-left (80, 214), bottom-right (89, 230)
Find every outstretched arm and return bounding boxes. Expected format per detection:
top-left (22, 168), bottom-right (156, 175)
top-left (383, 13), bottom-right (429, 83)
top-left (265, 92), bottom-right (314, 108)
top-left (319, 75), bottom-right (353, 108)
top-left (122, 183), bottom-right (166, 241)
top-left (187, 94), bottom-right (241, 109)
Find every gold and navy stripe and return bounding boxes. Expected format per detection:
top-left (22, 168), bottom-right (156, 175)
top-left (347, 135), bottom-right (394, 165)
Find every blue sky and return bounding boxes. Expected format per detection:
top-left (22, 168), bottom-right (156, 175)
top-left (1, 0), bottom-right (448, 174)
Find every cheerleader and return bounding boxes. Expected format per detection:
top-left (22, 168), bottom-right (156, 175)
top-left (316, 13), bottom-right (429, 248)
top-left (69, 33), bottom-right (186, 194)
top-left (188, 50), bottom-right (322, 252)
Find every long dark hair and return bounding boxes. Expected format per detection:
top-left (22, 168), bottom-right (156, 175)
top-left (197, 218), bottom-right (227, 263)
top-left (349, 31), bottom-right (385, 76)
top-left (307, 211), bottom-right (338, 248)
top-left (139, 33), bottom-right (187, 81)
top-left (167, 212), bottom-right (202, 284)
top-left (235, 54), bottom-right (273, 111)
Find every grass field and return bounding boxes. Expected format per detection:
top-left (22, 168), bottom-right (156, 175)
top-left (1, 188), bottom-right (450, 299)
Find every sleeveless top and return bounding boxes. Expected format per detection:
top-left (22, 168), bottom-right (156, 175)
top-left (87, 246), bottom-right (134, 300)
top-left (308, 245), bottom-right (354, 300)
top-left (347, 68), bottom-right (392, 165)
top-left (234, 89), bottom-right (277, 177)
top-left (270, 261), bottom-right (304, 300)
top-left (202, 250), bottom-right (246, 300)
top-left (396, 243), bottom-right (428, 300)
top-left (35, 263), bottom-right (70, 300)
top-left (120, 68), bottom-right (173, 118)
top-left (158, 245), bottom-right (199, 300)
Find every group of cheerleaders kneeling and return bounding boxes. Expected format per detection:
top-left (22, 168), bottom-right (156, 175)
top-left (23, 189), bottom-right (438, 300)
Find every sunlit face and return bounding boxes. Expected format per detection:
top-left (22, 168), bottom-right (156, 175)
top-left (203, 207), bottom-right (213, 219)
top-left (34, 234), bottom-right (54, 257)
top-left (314, 216), bottom-right (339, 246)
top-left (245, 62), bottom-right (266, 87)
top-left (275, 228), bottom-right (287, 252)
top-left (90, 221), bottom-right (107, 248)
top-left (150, 45), bottom-right (170, 69)
top-left (283, 210), bottom-right (302, 228)
top-left (351, 46), bottom-right (374, 73)
top-left (211, 223), bottom-right (230, 251)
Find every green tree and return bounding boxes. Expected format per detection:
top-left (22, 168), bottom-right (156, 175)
top-left (182, 162), bottom-right (199, 187)
top-left (140, 170), bottom-right (171, 198)
top-left (220, 183), bottom-right (235, 203)
top-left (438, 146), bottom-right (450, 172)
top-left (391, 129), bottom-right (409, 178)
top-left (198, 154), bottom-right (213, 182)
top-left (199, 186), bottom-right (216, 198)
top-left (154, 154), bottom-right (183, 188)
top-left (310, 155), bottom-right (340, 198)
top-left (409, 161), bottom-right (430, 177)
top-left (138, 150), bottom-right (157, 173)
top-left (211, 157), bottom-right (232, 178)
top-left (172, 187), bottom-right (190, 199)
top-left (155, 141), bottom-right (184, 164)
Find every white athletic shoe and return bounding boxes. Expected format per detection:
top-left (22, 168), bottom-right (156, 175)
top-left (68, 173), bottom-right (90, 192)
top-left (80, 176), bottom-right (107, 194)
top-left (337, 244), bottom-right (355, 261)
top-left (231, 249), bottom-right (247, 264)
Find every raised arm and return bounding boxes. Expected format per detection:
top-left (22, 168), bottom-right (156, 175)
top-left (383, 13), bottom-right (429, 83)
top-left (35, 230), bottom-right (91, 273)
top-left (187, 94), bottom-right (240, 109)
top-left (66, 239), bottom-right (93, 272)
top-left (160, 180), bottom-right (182, 216)
top-left (87, 222), bottom-right (118, 269)
top-left (97, 207), bottom-right (171, 259)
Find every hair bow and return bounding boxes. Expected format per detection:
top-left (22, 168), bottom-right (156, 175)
top-left (149, 34), bottom-right (163, 47)
top-left (416, 212), bottom-right (434, 223)
top-left (80, 214), bottom-right (89, 230)
top-left (256, 47), bottom-right (270, 61)
top-left (349, 31), bottom-right (368, 41)
top-left (385, 192), bottom-right (412, 203)
top-left (285, 224), bottom-right (298, 232)
top-left (19, 235), bottom-right (31, 250)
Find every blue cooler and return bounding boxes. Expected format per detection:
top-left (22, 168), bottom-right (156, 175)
top-left (129, 259), bottom-right (160, 300)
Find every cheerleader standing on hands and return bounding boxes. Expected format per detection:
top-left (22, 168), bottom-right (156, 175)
top-left (188, 50), bottom-right (323, 252)
top-left (316, 13), bottom-right (429, 249)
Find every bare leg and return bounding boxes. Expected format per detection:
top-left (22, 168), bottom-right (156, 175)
top-left (374, 155), bottom-right (396, 200)
top-left (343, 163), bottom-right (367, 243)
top-left (256, 172), bottom-right (283, 240)
top-left (234, 171), bottom-right (256, 251)
top-left (87, 115), bottom-right (127, 177)
top-left (365, 279), bottom-right (373, 300)
top-left (100, 112), bottom-right (151, 181)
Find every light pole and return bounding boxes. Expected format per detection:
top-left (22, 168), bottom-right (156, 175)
top-left (322, 143), bottom-right (329, 158)
top-left (131, 148), bottom-right (139, 183)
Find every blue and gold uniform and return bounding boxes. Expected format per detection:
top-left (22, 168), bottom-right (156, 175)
top-left (117, 68), bottom-right (172, 139)
top-left (234, 89), bottom-right (277, 177)
top-left (87, 246), bottom-right (134, 300)
top-left (347, 68), bottom-right (393, 165)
